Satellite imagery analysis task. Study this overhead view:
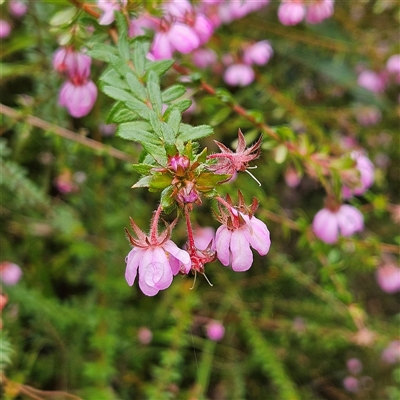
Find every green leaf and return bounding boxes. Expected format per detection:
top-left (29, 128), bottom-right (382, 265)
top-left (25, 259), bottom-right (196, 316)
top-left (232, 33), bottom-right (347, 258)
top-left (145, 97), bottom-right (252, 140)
top-left (117, 123), bottom-right (160, 144)
top-left (132, 175), bottom-right (152, 188)
top-left (125, 99), bottom-right (152, 119)
top-left (142, 142), bottom-right (168, 166)
top-left (100, 68), bottom-right (128, 90)
top-left (102, 86), bottom-right (138, 103)
top-left (115, 12), bottom-right (129, 61)
top-left (86, 43), bottom-right (118, 62)
top-left (126, 72), bottom-right (147, 101)
top-left (49, 7), bottom-right (77, 26)
top-left (150, 173), bottom-right (173, 190)
top-left (132, 38), bottom-right (149, 77)
top-left (106, 102), bottom-right (137, 124)
top-left (109, 54), bottom-right (131, 76)
top-left (165, 108), bottom-right (181, 136)
top-left (147, 71), bottom-right (163, 116)
top-left (161, 123), bottom-right (176, 146)
top-left (161, 85), bottom-right (186, 103)
top-left (145, 59), bottom-right (174, 77)
top-left (178, 124), bottom-right (214, 142)
top-left (196, 172), bottom-right (230, 191)
top-left (131, 163), bottom-right (154, 175)
top-left (160, 186), bottom-right (176, 213)
top-left (170, 99), bottom-right (192, 113)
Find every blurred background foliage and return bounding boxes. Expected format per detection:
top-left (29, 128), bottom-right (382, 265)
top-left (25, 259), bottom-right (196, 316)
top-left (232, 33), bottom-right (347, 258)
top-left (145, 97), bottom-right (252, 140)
top-left (1, 0), bottom-right (399, 399)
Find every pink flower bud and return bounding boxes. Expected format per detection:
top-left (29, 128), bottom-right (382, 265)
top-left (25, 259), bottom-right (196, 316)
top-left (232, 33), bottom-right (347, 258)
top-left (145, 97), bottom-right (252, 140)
top-left (376, 263), bottom-right (400, 294)
top-left (206, 321), bottom-right (225, 341)
top-left (137, 327), bottom-right (153, 345)
top-left (381, 341), bottom-right (400, 364)
top-left (347, 358), bottom-right (363, 375)
top-left (59, 80), bottom-right (97, 118)
top-left (312, 204), bottom-right (364, 244)
top-left (0, 294), bottom-right (7, 310)
top-left (357, 70), bottom-right (386, 93)
top-left (343, 376), bottom-right (359, 393)
top-left (278, 1), bottom-right (306, 26)
top-left (223, 64), bottom-right (255, 86)
top-left (0, 20), bottom-right (12, 39)
top-left (168, 155), bottom-right (190, 171)
top-left (0, 262), bottom-right (23, 285)
top-left (243, 41), bottom-right (273, 66)
top-left (168, 22), bottom-right (200, 54)
top-left (9, 0), bottom-right (28, 18)
top-left (386, 54), bottom-right (400, 83)
top-left (305, 0), bottom-right (334, 24)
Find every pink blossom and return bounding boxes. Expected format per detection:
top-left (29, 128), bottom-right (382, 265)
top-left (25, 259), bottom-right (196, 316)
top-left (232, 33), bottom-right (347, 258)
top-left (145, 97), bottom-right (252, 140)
top-left (206, 321), bottom-right (225, 341)
top-left (151, 32), bottom-right (174, 60)
top-left (306, 0), bottom-right (334, 24)
top-left (168, 22), bottom-right (200, 54)
top-left (192, 48), bottom-right (218, 69)
top-left (54, 169), bottom-right (78, 194)
top-left (125, 209), bottom-right (191, 296)
top-left (342, 151), bottom-right (375, 199)
top-left (357, 70), bottom-right (386, 93)
top-left (386, 54), bottom-right (400, 83)
top-left (243, 41), bottom-right (273, 66)
top-left (137, 327), bottom-right (153, 345)
top-left (343, 376), bottom-right (359, 393)
top-left (312, 204), bottom-right (364, 244)
top-left (0, 262), bottom-right (23, 285)
top-left (192, 14), bottom-right (214, 45)
top-left (193, 227), bottom-right (215, 251)
top-left (0, 20), bottom-right (11, 38)
top-left (347, 358), bottom-right (363, 375)
top-left (97, 0), bottom-right (127, 25)
top-left (376, 263), bottom-right (400, 294)
top-left (278, 1), bottom-right (306, 26)
top-left (223, 64), bottom-right (255, 86)
top-left (9, 0), bottom-right (28, 18)
top-left (381, 341), bottom-right (400, 364)
top-left (129, 15), bottom-right (156, 37)
top-left (164, 0), bottom-right (193, 19)
top-left (284, 167), bottom-right (302, 188)
top-left (53, 48), bottom-right (91, 80)
top-left (59, 80), bottom-right (97, 118)
top-left (215, 197), bottom-right (270, 272)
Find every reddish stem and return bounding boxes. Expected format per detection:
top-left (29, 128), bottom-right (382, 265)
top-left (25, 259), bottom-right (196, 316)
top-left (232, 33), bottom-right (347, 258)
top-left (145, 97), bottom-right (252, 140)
top-left (184, 206), bottom-right (196, 252)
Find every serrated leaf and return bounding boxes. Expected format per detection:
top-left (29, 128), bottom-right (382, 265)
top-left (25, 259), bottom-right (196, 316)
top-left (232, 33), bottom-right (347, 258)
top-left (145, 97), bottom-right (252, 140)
top-left (109, 54), bottom-right (131, 76)
top-left (161, 85), bottom-right (186, 103)
top-left (178, 124), bottom-right (214, 142)
top-left (161, 123), bottom-right (175, 146)
top-left (125, 99), bottom-right (152, 119)
top-left (126, 72), bottom-right (147, 101)
top-left (165, 108), bottom-right (181, 135)
top-left (132, 38), bottom-right (148, 77)
top-left (49, 7), bottom-right (77, 26)
top-left (117, 123), bottom-right (159, 144)
top-left (145, 59), bottom-right (174, 77)
top-left (150, 173), bottom-right (173, 190)
top-left (100, 68), bottom-right (128, 90)
top-left (147, 71), bottom-right (163, 116)
top-left (131, 163), bottom-right (154, 175)
top-left (115, 12), bottom-right (129, 61)
top-left (132, 175), bottom-right (152, 188)
top-left (102, 86), bottom-right (138, 103)
top-left (170, 99), bottom-right (192, 113)
top-left (86, 43), bottom-right (117, 62)
top-left (196, 172), bottom-right (230, 191)
top-left (160, 186), bottom-right (176, 213)
top-left (149, 112), bottom-right (163, 136)
top-left (141, 142), bottom-right (168, 166)
top-left (106, 101), bottom-right (137, 124)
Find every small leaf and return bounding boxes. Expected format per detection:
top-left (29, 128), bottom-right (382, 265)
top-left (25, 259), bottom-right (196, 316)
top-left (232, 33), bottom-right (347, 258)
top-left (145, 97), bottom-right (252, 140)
top-left (126, 72), bottom-right (147, 101)
top-left (115, 12), bottom-right (129, 61)
top-left (132, 163), bottom-right (154, 175)
top-left (106, 102), bottom-right (138, 124)
top-left (125, 99), bottom-right (152, 119)
top-left (142, 142), bottom-right (168, 166)
top-left (147, 71), bottom-right (163, 116)
top-left (170, 99), bottom-right (192, 113)
top-left (164, 108), bottom-right (181, 136)
top-left (132, 38), bottom-right (149, 77)
top-left (178, 124), bottom-right (214, 142)
top-left (117, 123), bottom-right (159, 144)
top-left (100, 68), bottom-right (128, 90)
top-left (102, 86), bottom-right (138, 103)
top-left (109, 54), bottom-right (131, 76)
top-left (86, 43), bottom-right (118, 62)
top-left (132, 175), bottom-right (152, 188)
top-left (196, 172), bottom-right (230, 191)
top-left (160, 186), bottom-right (176, 213)
top-left (161, 123), bottom-right (176, 146)
top-left (150, 173), bottom-right (173, 190)
top-left (161, 85), bottom-right (186, 103)
top-left (49, 7), bottom-right (77, 26)
top-left (145, 59), bottom-right (174, 77)
top-left (274, 145), bottom-right (288, 164)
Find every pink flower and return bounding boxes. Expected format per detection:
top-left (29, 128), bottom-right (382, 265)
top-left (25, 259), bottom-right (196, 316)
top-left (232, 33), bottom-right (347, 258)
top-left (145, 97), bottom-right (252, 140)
top-left (342, 151), bottom-right (375, 199)
top-left (53, 48), bottom-right (92, 81)
top-left (151, 32), bottom-right (174, 60)
top-left (376, 263), bottom-right (400, 294)
top-left (129, 15), bottom-right (156, 37)
top-left (0, 262), bottom-right (22, 285)
top-left (9, 0), bottom-right (28, 18)
top-left (137, 327), bottom-right (153, 345)
top-left (0, 20), bottom-right (12, 39)
top-left (193, 227), bottom-right (215, 251)
top-left (192, 48), bottom-right (218, 69)
top-left (343, 376), bottom-right (359, 393)
top-left (357, 70), bottom-right (386, 93)
top-left (192, 14), bottom-right (214, 45)
top-left (125, 207), bottom-right (191, 296)
top-left (381, 341), bottom-right (400, 364)
top-left (59, 80), bottom-right (97, 118)
top-left (386, 54), bottom-right (400, 83)
top-left (223, 63), bottom-right (255, 86)
top-left (243, 41), bottom-right (273, 66)
top-left (312, 204), bottom-right (364, 244)
top-left (306, 0), bottom-right (334, 24)
top-left (168, 22), bottom-right (200, 54)
top-left (97, 0), bottom-right (127, 25)
top-left (347, 358), bottom-right (363, 375)
top-left (355, 106), bottom-right (382, 126)
top-left (215, 193), bottom-right (270, 272)
top-left (278, 1), bottom-right (306, 26)
top-left (206, 321), bottom-right (225, 341)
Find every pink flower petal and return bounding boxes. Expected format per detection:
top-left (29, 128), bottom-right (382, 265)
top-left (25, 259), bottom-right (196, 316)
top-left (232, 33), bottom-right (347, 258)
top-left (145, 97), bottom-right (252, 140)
top-left (125, 248), bottom-right (142, 286)
top-left (215, 226), bottom-right (232, 266)
top-left (230, 229), bottom-right (253, 272)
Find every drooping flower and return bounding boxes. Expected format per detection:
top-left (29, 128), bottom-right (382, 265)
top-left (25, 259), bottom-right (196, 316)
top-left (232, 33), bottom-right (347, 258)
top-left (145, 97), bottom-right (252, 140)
top-left (347, 358), bottom-right (363, 375)
top-left (206, 320), bottom-right (225, 341)
top-left (9, 0), bottom-right (28, 18)
top-left (278, 1), bottom-right (306, 26)
top-left (192, 48), bottom-right (218, 69)
top-left (59, 80), bottom-right (97, 118)
top-left (207, 129), bottom-right (262, 181)
top-left (0, 262), bottom-right (23, 285)
top-left (381, 341), bottom-right (400, 364)
top-left (386, 54), bottom-right (400, 83)
top-left (97, 0), bottom-right (127, 25)
top-left (312, 204), bottom-right (364, 244)
top-left (342, 151), bottom-right (375, 199)
top-left (214, 192), bottom-right (271, 272)
top-left (357, 70), bottom-right (386, 93)
top-left (243, 41), bottom-right (273, 66)
top-left (306, 0), bottom-right (334, 24)
top-left (223, 63), bottom-right (255, 86)
top-left (376, 262), bottom-right (400, 294)
top-left (125, 206), bottom-right (191, 296)
top-left (193, 226), bottom-right (215, 251)
top-left (343, 376), bottom-right (359, 393)
top-left (0, 20), bottom-right (11, 39)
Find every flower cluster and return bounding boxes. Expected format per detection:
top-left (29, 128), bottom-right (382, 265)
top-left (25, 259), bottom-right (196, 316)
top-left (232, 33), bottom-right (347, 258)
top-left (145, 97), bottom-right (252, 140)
top-left (53, 47), bottom-right (97, 118)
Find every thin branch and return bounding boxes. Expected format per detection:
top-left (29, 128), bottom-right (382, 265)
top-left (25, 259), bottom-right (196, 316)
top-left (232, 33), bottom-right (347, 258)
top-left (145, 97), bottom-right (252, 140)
top-left (0, 104), bottom-right (134, 163)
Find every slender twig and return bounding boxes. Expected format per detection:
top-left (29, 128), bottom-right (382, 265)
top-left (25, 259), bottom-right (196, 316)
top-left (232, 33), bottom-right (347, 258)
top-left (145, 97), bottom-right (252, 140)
top-left (0, 104), bottom-right (134, 163)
